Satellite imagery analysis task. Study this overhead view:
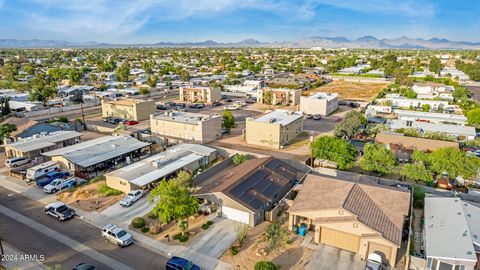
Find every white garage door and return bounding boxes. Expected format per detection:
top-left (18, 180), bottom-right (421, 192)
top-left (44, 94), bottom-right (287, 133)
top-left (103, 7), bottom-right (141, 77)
top-left (222, 206), bottom-right (250, 224)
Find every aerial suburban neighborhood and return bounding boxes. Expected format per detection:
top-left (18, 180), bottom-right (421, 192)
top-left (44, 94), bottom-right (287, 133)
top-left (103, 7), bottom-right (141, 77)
top-left (1, 2), bottom-right (480, 270)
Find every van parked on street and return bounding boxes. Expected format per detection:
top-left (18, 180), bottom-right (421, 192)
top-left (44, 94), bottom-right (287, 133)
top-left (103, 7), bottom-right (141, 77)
top-left (5, 157), bottom-right (30, 168)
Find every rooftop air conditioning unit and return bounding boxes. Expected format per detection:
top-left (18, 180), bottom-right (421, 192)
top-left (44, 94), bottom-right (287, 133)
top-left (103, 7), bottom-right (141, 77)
top-left (268, 118), bottom-right (276, 123)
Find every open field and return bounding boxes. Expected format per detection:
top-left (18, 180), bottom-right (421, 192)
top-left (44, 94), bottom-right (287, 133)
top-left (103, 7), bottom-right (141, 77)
top-left (308, 80), bottom-right (388, 101)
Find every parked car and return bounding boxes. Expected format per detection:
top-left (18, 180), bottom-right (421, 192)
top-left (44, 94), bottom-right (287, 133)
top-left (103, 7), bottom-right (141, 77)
top-left (391, 183), bottom-right (411, 192)
top-left (72, 263), bottom-right (97, 270)
top-left (156, 104), bottom-right (167, 110)
top-left (119, 190), bottom-right (143, 207)
top-left (102, 117), bottom-right (112, 122)
top-left (140, 128), bottom-right (151, 134)
top-left (125, 120), bottom-right (138, 126)
top-left (312, 114), bottom-right (322, 120)
top-left (45, 202), bottom-right (75, 221)
top-left (365, 253), bottom-right (386, 270)
top-left (224, 98), bottom-right (233, 102)
top-left (305, 114), bottom-right (313, 119)
top-left (36, 171), bottom-right (70, 188)
top-left (221, 128), bottom-right (230, 134)
top-left (43, 177), bottom-right (76, 193)
top-left (5, 157), bottom-right (30, 168)
top-left (212, 101), bottom-right (222, 107)
top-left (166, 101), bottom-right (176, 107)
top-left (224, 105), bottom-right (239, 110)
top-left (189, 103), bottom-right (205, 109)
top-left (108, 118), bottom-right (122, 124)
top-left (102, 224), bottom-right (134, 247)
top-left (245, 98), bottom-right (256, 104)
top-left (166, 256), bottom-right (201, 270)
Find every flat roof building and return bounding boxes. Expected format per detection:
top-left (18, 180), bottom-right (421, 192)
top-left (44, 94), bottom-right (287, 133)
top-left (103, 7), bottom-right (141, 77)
top-left (395, 110), bottom-right (468, 125)
top-left (300, 92), bottom-right (338, 116)
top-left (259, 88), bottom-right (301, 106)
top-left (424, 197), bottom-right (478, 270)
top-left (179, 86), bottom-right (221, 103)
top-left (245, 110), bottom-right (303, 149)
top-left (42, 135), bottom-right (150, 178)
top-left (150, 110), bottom-right (222, 144)
top-left (106, 144), bottom-right (216, 193)
top-left (388, 119), bottom-right (476, 140)
top-left (101, 98), bottom-right (155, 121)
top-left (5, 131), bottom-right (82, 159)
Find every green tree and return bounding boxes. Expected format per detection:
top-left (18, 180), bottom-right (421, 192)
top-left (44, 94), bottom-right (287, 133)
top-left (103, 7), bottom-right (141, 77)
top-left (400, 163), bottom-right (432, 183)
top-left (233, 154), bottom-right (252, 166)
top-left (148, 179), bottom-right (199, 230)
top-left (179, 69), bottom-right (190, 81)
top-left (404, 88), bottom-right (417, 99)
top-left (467, 108), bottom-right (480, 127)
top-left (115, 63), bottom-right (130, 82)
top-left (264, 223), bottom-right (288, 252)
top-left (223, 109), bottom-right (235, 129)
top-left (89, 73), bottom-right (98, 83)
top-left (422, 104), bottom-right (431, 112)
top-left (0, 124), bottom-right (16, 141)
top-left (334, 110), bottom-right (366, 139)
top-left (311, 136), bottom-right (357, 170)
top-left (428, 147), bottom-right (480, 179)
top-left (1, 98), bottom-right (11, 115)
top-left (139, 87), bottom-right (150, 95)
top-left (262, 90), bottom-right (273, 106)
top-left (360, 143), bottom-right (397, 175)
top-left (147, 75), bottom-right (158, 88)
top-left (428, 57), bottom-right (443, 74)
top-left (254, 261), bottom-right (277, 270)
top-left (68, 68), bottom-right (80, 85)
top-left (174, 171), bottom-right (193, 188)
top-left (47, 67), bottom-right (63, 83)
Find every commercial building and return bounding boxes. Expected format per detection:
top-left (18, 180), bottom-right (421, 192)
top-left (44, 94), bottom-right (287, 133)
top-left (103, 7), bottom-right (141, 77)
top-left (42, 135), bottom-right (150, 178)
top-left (424, 197), bottom-right (478, 270)
top-left (196, 157), bottom-right (305, 227)
top-left (5, 131), bottom-right (82, 159)
top-left (288, 175), bottom-right (410, 266)
top-left (259, 88), bottom-right (301, 106)
top-left (179, 86), bottom-right (221, 103)
top-left (395, 110), bottom-right (468, 125)
top-left (245, 110), bottom-right (303, 149)
top-left (101, 98), bottom-right (155, 121)
top-left (388, 119), bottom-right (476, 140)
top-left (300, 92), bottom-right (338, 116)
top-left (150, 111), bottom-right (222, 143)
top-left (378, 98), bottom-right (449, 111)
top-left (106, 144), bottom-right (216, 193)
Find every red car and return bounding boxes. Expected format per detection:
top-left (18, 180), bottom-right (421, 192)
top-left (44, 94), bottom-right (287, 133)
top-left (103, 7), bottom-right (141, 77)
top-left (126, 120), bottom-right (138, 126)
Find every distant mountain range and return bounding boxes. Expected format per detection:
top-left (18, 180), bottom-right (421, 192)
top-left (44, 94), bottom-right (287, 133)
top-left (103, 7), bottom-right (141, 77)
top-left (1, 36), bottom-right (480, 49)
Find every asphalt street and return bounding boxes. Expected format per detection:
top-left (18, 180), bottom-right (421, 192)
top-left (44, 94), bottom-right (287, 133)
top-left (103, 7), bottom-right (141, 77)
top-left (0, 187), bottom-right (168, 270)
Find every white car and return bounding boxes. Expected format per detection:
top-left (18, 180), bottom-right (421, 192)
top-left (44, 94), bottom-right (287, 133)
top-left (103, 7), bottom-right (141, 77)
top-left (45, 202), bottom-right (76, 221)
top-left (224, 105), bottom-right (239, 110)
top-left (43, 178), bottom-right (75, 193)
top-left (365, 253), bottom-right (386, 270)
top-left (101, 224), bottom-right (133, 247)
top-left (119, 190), bottom-right (143, 207)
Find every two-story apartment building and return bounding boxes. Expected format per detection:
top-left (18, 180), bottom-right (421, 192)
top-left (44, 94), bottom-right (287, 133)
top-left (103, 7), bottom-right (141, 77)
top-left (179, 86), bottom-right (221, 103)
top-left (101, 98), bottom-right (155, 121)
top-left (300, 92), bottom-right (338, 116)
top-left (150, 111), bottom-right (222, 143)
top-left (259, 88), bottom-right (301, 106)
top-left (245, 110), bottom-right (303, 149)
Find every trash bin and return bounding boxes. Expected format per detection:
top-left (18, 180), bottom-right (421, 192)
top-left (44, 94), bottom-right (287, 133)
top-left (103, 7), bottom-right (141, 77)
top-left (292, 225), bottom-right (299, 234)
top-left (299, 226), bottom-right (306, 237)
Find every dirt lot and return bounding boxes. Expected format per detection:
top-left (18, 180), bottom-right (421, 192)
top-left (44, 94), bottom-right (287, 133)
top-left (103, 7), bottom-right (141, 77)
top-left (57, 179), bottom-right (122, 211)
top-left (308, 81), bottom-right (388, 102)
top-left (221, 222), bottom-right (314, 270)
top-left (80, 130), bottom-right (109, 141)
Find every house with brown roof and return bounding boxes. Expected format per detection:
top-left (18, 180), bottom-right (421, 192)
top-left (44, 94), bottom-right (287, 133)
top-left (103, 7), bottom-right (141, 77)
top-left (195, 156), bottom-right (306, 227)
top-left (288, 174), bottom-right (410, 266)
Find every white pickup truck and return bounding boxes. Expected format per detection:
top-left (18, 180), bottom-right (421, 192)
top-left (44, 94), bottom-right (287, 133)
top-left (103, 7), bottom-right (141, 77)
top-left (43, 178), bottom-right (84, 193)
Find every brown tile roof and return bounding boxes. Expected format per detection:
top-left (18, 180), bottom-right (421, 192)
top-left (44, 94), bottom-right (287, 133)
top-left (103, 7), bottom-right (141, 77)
top-left (289, 174), bottom-right (410, 246)
top-left (375, 132), bottom-right (459, 152)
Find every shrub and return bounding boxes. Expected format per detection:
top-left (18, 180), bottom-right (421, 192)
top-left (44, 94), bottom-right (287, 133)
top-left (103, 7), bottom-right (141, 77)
top-left (131, 217), bottom-right (146, 228)
top-left (97, 183), bottom-right (122, 196)
top-left (173, 233), bottom-right (189, 242)
top-left (149, 220), bottom-right (161, 234)
top-left (141, 227), bottom-right (150, 233)
top-left (147, 211), bottom-right (158, 219)
top-left (201, 224), bottom-right (210, 230)
top-left (206, 220), bottom-right (214, 226)
top-left (229, 246), bottom-right (239, 256)
top-left (254, 261), bottom-right (277, 270)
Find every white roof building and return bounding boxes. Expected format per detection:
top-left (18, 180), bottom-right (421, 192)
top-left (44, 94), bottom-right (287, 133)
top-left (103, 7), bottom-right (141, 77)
top-left (395, 110), bottom-right (468, 125)
top-left (388, 119), bottom-right (476, 140)
top-left (252, 109), bottom-right (303, 126)
top-left (424, 197), bottom-right (477, 270)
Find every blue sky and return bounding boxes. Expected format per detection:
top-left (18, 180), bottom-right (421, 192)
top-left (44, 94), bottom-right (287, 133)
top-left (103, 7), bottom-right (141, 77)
top-left (0, 0), bottom-right (479, 43)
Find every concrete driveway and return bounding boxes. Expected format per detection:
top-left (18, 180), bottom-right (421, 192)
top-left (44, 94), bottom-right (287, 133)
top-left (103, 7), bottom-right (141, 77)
top-left (102, 195), bottom-right (153, 225)
top-left (189, 218), bottom-right (237, 258)
top-left (306, 244), bottom-right (365, 270)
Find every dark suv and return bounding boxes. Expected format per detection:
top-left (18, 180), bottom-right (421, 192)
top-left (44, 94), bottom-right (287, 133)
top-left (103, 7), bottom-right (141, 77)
top-left (166, 256), bottom-right (200, 270)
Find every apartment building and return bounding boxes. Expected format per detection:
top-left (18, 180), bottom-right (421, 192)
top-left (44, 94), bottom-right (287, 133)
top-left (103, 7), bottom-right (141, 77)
top-left (245, 109), bottom-right (303, 149)
top-left (150, 111), bottom-right (222, 143)
top-left (300, 92), bottom-right (338, 116)
top-left (179, 86), bottom-right (221, 103)
top-left (101, 98), bottom-right (155, 121)
top-left (259, 88), bottom-right (301, 106)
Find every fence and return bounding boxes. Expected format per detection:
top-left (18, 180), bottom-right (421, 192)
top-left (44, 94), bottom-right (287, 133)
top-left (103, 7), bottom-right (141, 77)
top-left (23, 102), bottom-right (98, 118)
top-left (194, 154), bottom-right (235, 185)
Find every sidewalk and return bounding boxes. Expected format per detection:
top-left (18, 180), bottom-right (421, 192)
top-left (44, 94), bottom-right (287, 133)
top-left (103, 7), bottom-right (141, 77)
top-left (1, 242), bottom-right (46, 270)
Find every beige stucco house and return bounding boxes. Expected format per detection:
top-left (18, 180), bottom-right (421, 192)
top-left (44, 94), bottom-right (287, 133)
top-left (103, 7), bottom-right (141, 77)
top-left (245, 110), bottom-right (303, 149)
top-left (179, 86), bottom-right (221, 103)
top-left (102, 98), bottom-right (155, 121)
top-left (259, 88), bottom-right (301, 106)
top-left (288, 174), bottom-right (410, 266)
top-left (150, 111), bottom-right (222, 144)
